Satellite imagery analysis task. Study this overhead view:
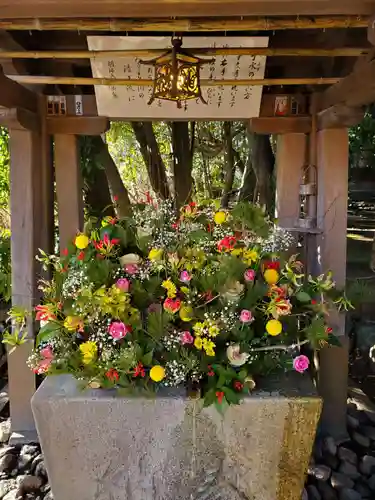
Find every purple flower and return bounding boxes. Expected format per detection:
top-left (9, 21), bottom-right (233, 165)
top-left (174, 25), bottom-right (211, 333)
top-left (244, 269), bottom-right (256, 282)
top-left (293, 355), bottom-right (310, 373)
top-left (240, 309), bottom-right (253, 323)
top-left (180, 270), bottom-right (192, 283)
top-left (180, 331), bottom-right (194, 345)
top-left (116, 278), bottom-right (130, 292)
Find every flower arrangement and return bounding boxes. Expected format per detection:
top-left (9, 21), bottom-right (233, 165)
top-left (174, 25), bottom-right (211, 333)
top-left (28, 200), bottom-right (351, 409)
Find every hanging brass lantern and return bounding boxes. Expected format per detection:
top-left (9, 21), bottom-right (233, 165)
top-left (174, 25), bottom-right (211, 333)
top-left (140, 36), bottom-right (214, 108)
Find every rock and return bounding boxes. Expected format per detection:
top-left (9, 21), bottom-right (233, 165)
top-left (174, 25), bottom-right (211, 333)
top-left (18, 446), bottom-right (39, 472)
top-left (338, 448), bottom-right (357, 465)
top-left (0, 449), bottom-right (15, 461)
top-left (324, 437), bottom-right (338, 456)
top-left (368, 473), bottom-right (375, 491)
top-left (33, 462), bottom-right (47, 482)
top-left (324, 454), bottom-right (340, 471)
top-left (354, 480), bottom-right (372, 498)
top-left (29, 456), bottom-right (43, 475)
top-left (307, 485), bottom-right (322, 500)
top-left (0, 455), bottom-right (17, 474)
top-left (359, 455), bottom-right (375, 476)
top-left (331, 472), bottom-right (354, 490)
top-left (339, 489), bottom-right (362, 500)
top-left (16, 475), bottom-right (42, 494)
top-left (308, 464), bottom-right (332, 481)
top-left (347, 415), bottom-right (360, 430)
top-left (2, 491), bottom-right (19, 500)
top-left (317, 480), bottom-right (338, 500)
top-left (352, 431), bottom-right (371, 448)
top-left (364, 410), bottom-right (375, 425)
top-left (43, 492), bottom-right (53, 500)
top-left (362, 425), bottom-right (375, 441)
top-left (0, 480), bottom-right (16, 500)
top-left (0, 422), bottom-right (10, 445)
top-left (338, 462), bottom-right (360, 480)
top-left (314, 440), bottom-right (324, 461)
top-left (302, 488), bottom-right (308, 500)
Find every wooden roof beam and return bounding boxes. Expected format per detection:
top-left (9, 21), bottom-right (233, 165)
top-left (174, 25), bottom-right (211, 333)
top-left (0, 67), bottom-right (37, 113)
top-left (317, 54), bottom-right (375, 111)
top-left (0, 1), bottom-right (373, 18)
top-left (0, 15), bottom-right (368, 31)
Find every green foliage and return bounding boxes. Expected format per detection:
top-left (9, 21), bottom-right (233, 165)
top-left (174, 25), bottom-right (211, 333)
top-left (0, 231), bottom-right (11, 302)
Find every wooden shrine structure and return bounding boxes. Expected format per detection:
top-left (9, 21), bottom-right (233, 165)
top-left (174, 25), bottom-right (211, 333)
top-left (1, 0), bottom-right (375, 443)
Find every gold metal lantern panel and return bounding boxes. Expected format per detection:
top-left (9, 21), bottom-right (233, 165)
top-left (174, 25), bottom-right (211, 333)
top-left (141, 37), bottom-right (214, 108)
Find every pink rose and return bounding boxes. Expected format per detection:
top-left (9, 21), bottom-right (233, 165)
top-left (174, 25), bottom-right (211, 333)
top-left (40, 346), bottom-right (54, 360)
top-left (244, 269), bottom-right (256, 282)
top-left (124, 264), bottom-right (139, 275)
top-left (240, 309), bottom-right (253, 323)
top-left (116, 278), bottom-right (130, 292)
top-left (33, 357), bottom-right (52, 374)
top-left (180, 271), bottom-right (191, 283)
top-left (108, 321), bottom-right (131, 340)
top-left (180, 331), bottom-right (194, 345)
top-left (293, 355), bottom-right (310, 373)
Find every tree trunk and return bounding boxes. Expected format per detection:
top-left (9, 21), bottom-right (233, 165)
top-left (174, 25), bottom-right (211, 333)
top-left (84, 163), bottom-right (114, 219)
top-left (221, 121), bottom-right (235, 208)
top-left (238, 129), bottom-right (257, 202)
top-left (94, 136), bottom-right (132, 218)
top-left (131, 122), bottom-right (170, 200)
top-left (250, 133), bottom-right (275, 212)
top-left (201, 153), bottom-right (213, 198)
top-left (171, 122), bottom-right (194, 209)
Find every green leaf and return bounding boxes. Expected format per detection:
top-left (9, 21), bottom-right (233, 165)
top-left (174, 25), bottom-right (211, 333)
top-left (147, 312), bottom-right (167, 340)
top-left (36, 321), bottom-right (61, 346)
top-left (203, 388), bottom-right (216, 407)
top-left (142, 350), bottom-right (154, 366)
top-left (222, 386), bottom-right (241, 405)
top-left (295, 291), bottom-right (312, 303)
top-left (327, 335), bottom-right (341, 347)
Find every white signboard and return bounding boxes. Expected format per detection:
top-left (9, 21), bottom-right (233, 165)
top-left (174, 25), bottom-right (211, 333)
top-left (87, 36), bottom-right (268, 120)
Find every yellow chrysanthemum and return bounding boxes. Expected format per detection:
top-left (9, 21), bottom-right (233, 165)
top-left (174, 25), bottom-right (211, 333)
top-left (64, 316), bottom-right (83, 332)
top-left (231, 248), bottom-right (243, 257)
top-left (179, 305), bottom-right (194, 322)
top-left (162, 279), bottom-right (177, 298)
top-left (264, 269), bottom-right (279, 285)
top-left (266, 319), bottom-right (282, 336)
top-left (193, 322), bottom-right (205, 336)
top-left (79, 341), bottom-right (97, 365)
top-left (243, 248), bottom-right (259, 265)
top-left (208, 325), bottom-right (220, 337)
top-left (75, 233), bottom-right (89, 250)
top-left (150, 365), bottom-right (165, 382)
top-left (214, 211), bottom-right (227, 224)
top-left (194, 337), bottom-right (203, 350)
top-left (148, 248), bottom-right (163, 261)
top-left (202, 339), bottom-right (216, 351)
top-left (205, 348), bottom-right (216, 357)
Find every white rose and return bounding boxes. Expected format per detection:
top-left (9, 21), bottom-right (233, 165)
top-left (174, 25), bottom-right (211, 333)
top-left (119, 254), bottom-right (141, 266)
top-left (222, 281), bottom-right (244, 303)
top-left (227, 344), bottom-right (249, 367)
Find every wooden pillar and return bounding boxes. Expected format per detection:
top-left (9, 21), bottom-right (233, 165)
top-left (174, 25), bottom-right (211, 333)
top-left (8, 128), bottom-right (43, 442)
top-left (54, 134), bottom-right (83, 249)
top-left (316, 128), bottom-right (349, 441)
top-left (275, 133), bottom-right (306, 228)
